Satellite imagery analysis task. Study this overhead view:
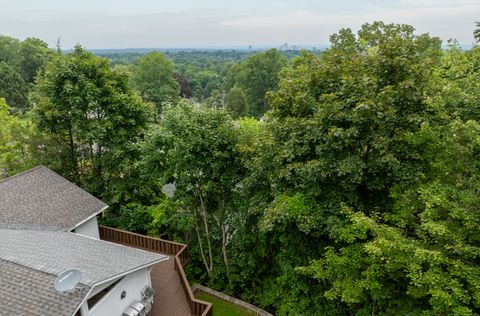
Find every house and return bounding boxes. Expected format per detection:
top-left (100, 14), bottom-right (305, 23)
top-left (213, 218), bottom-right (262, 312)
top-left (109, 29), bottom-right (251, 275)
top-left (0, 166), bottom-right (169, 316)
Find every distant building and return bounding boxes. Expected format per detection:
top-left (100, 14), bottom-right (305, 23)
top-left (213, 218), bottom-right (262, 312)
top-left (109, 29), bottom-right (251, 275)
top-left (278, 43), bottom-right (289, 51)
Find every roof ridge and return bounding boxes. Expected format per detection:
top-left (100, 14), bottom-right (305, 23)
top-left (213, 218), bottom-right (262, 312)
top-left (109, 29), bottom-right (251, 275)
top-left (0, 229), bottom-right (167, 288)
top-left (0, 165), bottom-right (47, 185)
top-left (0, 256), bottom-right (90, 286)
top-left (71, 231), bottom-right (167, 286)
top-left (0, 166), bottom-right (107, 231)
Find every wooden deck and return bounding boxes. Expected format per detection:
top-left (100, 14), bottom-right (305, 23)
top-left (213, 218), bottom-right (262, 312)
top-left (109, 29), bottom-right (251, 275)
top-left (99, 226), bottom-right (212, 316)
top-left (150, 257), bottom-right (193, 316)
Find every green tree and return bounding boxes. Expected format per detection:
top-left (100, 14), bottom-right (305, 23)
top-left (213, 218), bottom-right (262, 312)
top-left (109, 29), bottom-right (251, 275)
top-left (241, 22), bottom-right (451, 314)
top-left (131, 52), bottom-right (179, 117)
top-left (0, 36), bottom-right (21, 66)
top-left (18, 37), bottom-right (52, 84)
top-left (194, 70), bottom-right (221, 100)
top-left (225, 86), bottom-right (247, 118)
top-left (0, 61), bottom-right (29, 110)
top-left (142, 102), bottom-right (244, 282)
top-left (0, 98), bottom-right (37, 177)
top-left (303, 119), bottom-right (480, 315)
top-left (32, 45), bottom-right (153, 201)
top-left (430, 44), bottom-right (480, 121)
top-left (230, 49), bottom-right (287, 117)
top-left (0, 36), bottom-right (53, 111)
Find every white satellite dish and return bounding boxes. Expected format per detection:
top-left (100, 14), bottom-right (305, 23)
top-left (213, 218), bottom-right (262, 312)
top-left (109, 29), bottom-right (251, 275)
top-left (54, 269), bottom-right (82, 292)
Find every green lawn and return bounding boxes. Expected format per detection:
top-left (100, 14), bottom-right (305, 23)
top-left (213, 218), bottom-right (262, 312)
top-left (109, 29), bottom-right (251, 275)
top-left (195, 292), bottom-right (256, 316)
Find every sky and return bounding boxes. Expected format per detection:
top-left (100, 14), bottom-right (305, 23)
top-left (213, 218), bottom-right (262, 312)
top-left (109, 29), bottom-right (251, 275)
top-left (1, 0), bottom-right (479, 49)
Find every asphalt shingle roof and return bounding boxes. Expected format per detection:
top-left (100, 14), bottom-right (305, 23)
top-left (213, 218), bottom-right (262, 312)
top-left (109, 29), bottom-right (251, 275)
top-left (0, 229), bottom-right (168, 287)
top-left (0, 259), bottom-right (89, 316)
top-left (0, 167), bottom-right (168, 315)
top-left (0, 166), bottom-right (107, 231)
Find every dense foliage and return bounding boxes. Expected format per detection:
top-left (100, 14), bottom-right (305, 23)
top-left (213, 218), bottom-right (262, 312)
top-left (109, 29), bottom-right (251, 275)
top-left (0, 98), bottom-right (37, 176)
top-left (226, 49), bottom-right (287, 117)
top-left (1, 21), bottom-right (480, 315)
top-left (0, 36), bottom-right (52, 111)
top-left (32, 45), bottom-right (155, 204)
top-left (131, 52), bottom-right (179, 117)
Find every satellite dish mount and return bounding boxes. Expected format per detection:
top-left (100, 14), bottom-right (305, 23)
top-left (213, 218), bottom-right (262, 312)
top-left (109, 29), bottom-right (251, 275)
top-left (54, 269), bottom-right (82, 292)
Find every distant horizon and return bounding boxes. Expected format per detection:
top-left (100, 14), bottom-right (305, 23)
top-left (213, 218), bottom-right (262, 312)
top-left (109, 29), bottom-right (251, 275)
top-left (80, 43), bottom-right (474, 52)
top-left (80, 44), bottom-right (330, 51)
top-left (2, 0), bottom-right (478, 49)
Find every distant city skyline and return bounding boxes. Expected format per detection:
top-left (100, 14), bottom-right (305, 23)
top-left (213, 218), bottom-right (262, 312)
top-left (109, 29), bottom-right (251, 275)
top-left (1, 0), bottom-right (479, 48)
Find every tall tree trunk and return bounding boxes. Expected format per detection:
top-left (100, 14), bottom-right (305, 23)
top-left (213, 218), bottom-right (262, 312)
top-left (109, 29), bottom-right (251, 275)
top-left (219, 193), bottom-right (231, 284)
top-left (95, 145), bottom-right (103, 192)
top-left (67, 123), bottom-right (78, 181)
top-left (193, 206), bottom-right (211, 274)
top-left (221, 221), bottom-right (231, 285)
top-left (197, 190), bottom-right (213, 273)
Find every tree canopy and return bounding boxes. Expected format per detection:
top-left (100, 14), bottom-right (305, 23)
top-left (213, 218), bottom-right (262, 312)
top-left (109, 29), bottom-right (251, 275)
top-left (0, 36), bottom-right (52, 111)
top-left (2, 21), bottom-right (480, 316)
top-left (226, 86), bottom-right (248, 118)
top-left (131, 52), bottom-right (179, 117)
top-left (32, 45), bottom-right (153, 201)
top-left (226, 49), bottom-right (287, 117)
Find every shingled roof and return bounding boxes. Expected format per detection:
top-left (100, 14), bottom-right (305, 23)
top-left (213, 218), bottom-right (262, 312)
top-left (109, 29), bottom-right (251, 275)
top-left (0, 259), bottom-right (89, 316)
top-left (0, 167), bottom-right (168, 315)
top-left (0, 229), bottom-right (168, 287)
top-left (0, 166), bottom-right (107, 231)
top-left (0, 229), bottom-right (168, 315)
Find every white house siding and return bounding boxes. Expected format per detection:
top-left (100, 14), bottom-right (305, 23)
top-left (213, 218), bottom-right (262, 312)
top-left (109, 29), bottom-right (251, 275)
top-left (75, 216), bottom-right (100, 239)
top-left (87, 269), bottom-right (152, 316)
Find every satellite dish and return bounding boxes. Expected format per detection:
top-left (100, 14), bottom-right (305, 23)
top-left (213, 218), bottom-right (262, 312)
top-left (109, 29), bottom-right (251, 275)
top-left (54, 269), bottom-right (82, 292)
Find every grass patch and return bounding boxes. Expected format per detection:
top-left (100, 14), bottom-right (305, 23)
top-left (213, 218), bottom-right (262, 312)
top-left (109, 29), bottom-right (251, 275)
top-left (195, 292), bottom-right (256, 316)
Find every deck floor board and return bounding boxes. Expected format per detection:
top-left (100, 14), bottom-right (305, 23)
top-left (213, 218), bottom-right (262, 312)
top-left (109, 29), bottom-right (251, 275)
top-left (99, 228), bottom-right (207, 316)
top-left (150, 257), bottom-right (194, 316)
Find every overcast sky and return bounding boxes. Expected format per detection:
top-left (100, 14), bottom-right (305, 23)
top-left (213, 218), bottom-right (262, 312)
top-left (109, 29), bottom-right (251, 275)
top-left (1, 0), bottom-right (479, 48)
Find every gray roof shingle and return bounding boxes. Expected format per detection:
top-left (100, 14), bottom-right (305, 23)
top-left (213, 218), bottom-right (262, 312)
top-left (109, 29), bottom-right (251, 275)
top-left (0, 259), bottom-right (89, 316)
top-left (0, 167), bottom-right (168, 315)
top-left (0, 166), bottom-right (107, 231)
top-left (0, 229), bottom-right (168, 287)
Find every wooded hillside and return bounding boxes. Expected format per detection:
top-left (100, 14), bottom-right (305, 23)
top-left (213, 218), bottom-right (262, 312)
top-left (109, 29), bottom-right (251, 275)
top-left (1, 22), bottom-right (480, 315)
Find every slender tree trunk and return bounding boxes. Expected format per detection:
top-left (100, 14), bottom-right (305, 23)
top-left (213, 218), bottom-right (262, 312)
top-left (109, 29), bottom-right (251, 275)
top-left (221, 221), bottom-right (231, 284)
top-left (197, 188), bottom-right (213, 273)
top-left (193, 206), bottom-right (211, 274)
top-left (95, 145), bottom-right (103, 191)
top-left (67, 123), bottom-right (78, 181)
top-left (89, 142), bottom-right (95, 173)
top-left (219, 192), bottom-right (231, 284)
top-left (93, 111), bottom-right (103, 188)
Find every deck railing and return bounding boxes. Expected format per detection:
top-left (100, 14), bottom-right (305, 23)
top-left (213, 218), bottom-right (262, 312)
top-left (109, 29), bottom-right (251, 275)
top-left (99, 226), bottom-right (212, 316)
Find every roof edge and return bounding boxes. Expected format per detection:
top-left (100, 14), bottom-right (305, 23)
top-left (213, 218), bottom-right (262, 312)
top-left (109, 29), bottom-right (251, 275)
top-left (0, 166), bottom-right (46, 184)
top-left (71, 256), bottom-right (169, 315)
top-left (69, 205), bottom-right (109, 231)
top-left (92, 255), bottom-right (169, 287)
top-left (69, 231), bottom-right (170, 286)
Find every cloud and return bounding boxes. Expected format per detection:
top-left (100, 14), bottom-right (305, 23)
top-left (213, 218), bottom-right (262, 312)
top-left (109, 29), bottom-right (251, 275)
top-left (1, 0), bottom-right (478, 48)
top-left (218, 2), bottom-right (479, 43)
top-left (219, 11), bottom-right (363, 30)
top-left (397, 0), bottom-right (479, 8)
